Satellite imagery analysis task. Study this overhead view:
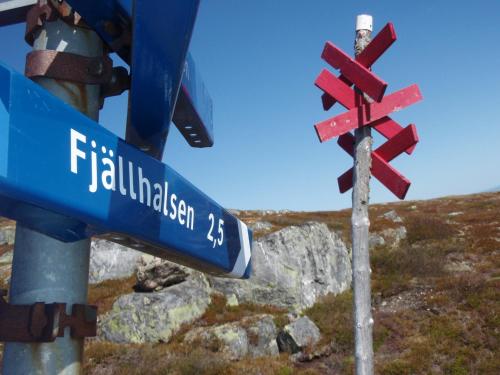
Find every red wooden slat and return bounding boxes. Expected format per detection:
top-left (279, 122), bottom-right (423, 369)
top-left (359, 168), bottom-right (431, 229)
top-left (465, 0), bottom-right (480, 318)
top-left (322, 23), bottom-right (397, 109)
top-left (337, 132), bottom-right (355, 156)
top-left (336, 125), bottom-right (418, 198)
top-left (315, 84), bottom-right (422, 143)
top-left (316, 68), bottom-right (415, 154)
top-left (337, 126), bottom-right (419, 160)
top-left (315, 69), bottom-right (358, 109)
top-left (322, 42), bottom-right (388, 102)
top-left (322, 92), bottom-right (335, 110)
top-left (338, 169), bottom-right (353, 194)
top-left (372, 153), bottom-right (411, 199)
top-left (357, 23), bottom-right (397, 67)
top-left (322, 93), bottom-right (335, 111)
top-left (376, 124), bottom-right (418, 161)
top-left (369, 84), bottom-right (422, 119)
top-left (370, 117), bottom-right (416, 154)
top-left (337, 153), bottom-right (411, 199)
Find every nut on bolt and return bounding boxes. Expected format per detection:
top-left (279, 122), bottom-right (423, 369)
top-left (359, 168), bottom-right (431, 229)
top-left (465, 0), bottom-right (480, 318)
top-left (87, 60), bottom-right (104, 77)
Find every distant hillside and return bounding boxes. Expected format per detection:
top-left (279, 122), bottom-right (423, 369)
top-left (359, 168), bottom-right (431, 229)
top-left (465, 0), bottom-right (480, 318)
top-left (485, 185), bottom-right (500, 192)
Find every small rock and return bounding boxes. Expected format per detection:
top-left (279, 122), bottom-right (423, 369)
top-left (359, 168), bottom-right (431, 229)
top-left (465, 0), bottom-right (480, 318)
top-left (381, 210), bottom-right (403, 223)
top-left (0, 250), bottom-right (12, 286)
top-left (186, 325), bottom-right (248, 360)
top-left (277, 209), bottom-right (291, 215)
top-left (136, 257), bottom-right (189, 292)
top-left (381, 226), bottom-right (407, 245)
top-left (0, 250), bottom-right (13, 265)
top-left (249, 221), bottom-right (273, 231)
top-left (0, 226), bottom-right (15, 246)
top-left (277, 316), bottom-right (321, 354)
top-left (369, 234), bottom-right (385, 249)
top-left (444, 261), bottom-right (473, 273)
top-left (448, 211), bottom-right (463, 217)
top-left (226, 294), bottom-right (239, 307)
top-left (184, 315), bottom-right (278, 360)
top-left (287, 312), bottom-right (300, 323)
top-left (291, 341), bottom-right (334, 363)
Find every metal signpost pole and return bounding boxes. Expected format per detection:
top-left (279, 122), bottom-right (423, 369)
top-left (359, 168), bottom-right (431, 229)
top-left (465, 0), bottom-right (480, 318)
top-left (351, 14), bottom-right (374, 375)
top-left (2, 14), bottom-right (104, 375)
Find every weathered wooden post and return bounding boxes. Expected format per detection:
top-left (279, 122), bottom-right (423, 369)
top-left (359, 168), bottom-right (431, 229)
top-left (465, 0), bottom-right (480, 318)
top-left (351, 14), bottom-right (374, 375)
top-left (312, 14), bottom-right (423, 375)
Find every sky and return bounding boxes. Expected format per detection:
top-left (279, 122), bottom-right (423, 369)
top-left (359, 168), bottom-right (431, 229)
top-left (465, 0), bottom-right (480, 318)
top-left (1, 0), bottom-right (499, 211)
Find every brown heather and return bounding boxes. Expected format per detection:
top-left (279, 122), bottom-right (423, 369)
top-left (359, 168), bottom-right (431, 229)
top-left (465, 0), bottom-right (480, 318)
top-left (0, 193), bottom-right (498, 374)
top-left (82, 192), bottom-right (500, 373)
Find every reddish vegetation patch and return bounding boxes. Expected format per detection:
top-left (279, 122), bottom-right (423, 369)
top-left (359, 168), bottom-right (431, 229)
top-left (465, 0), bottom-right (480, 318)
top-left (2, 193), bottom-right (497, 374)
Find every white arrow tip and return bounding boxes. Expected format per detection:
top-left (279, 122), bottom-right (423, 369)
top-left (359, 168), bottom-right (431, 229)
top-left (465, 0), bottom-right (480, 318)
top-left (356, 14), bottom-right (373, 31)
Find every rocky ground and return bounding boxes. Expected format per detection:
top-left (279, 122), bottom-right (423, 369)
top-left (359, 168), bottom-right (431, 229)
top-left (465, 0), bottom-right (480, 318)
top-left (0, 192), bottom-right (498, 374)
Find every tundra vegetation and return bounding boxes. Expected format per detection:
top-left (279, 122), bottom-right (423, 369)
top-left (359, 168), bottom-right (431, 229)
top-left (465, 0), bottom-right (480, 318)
top-left (0, 192), bottom-right (498, 374)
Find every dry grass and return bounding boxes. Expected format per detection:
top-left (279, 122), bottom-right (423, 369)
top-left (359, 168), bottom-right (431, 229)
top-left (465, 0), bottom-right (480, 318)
top-left (87, 276), bottom-right (137, 314)
top-left (84, 341), bottom-right (319, 375)
top-left (2, 192), bottom-right (498, 374)
top-left (170, 293), bottom-right (288, 345)
top-left (405, 216), bottom-right (457, 244)
top-left (200, 294), bottom-right (287, 327)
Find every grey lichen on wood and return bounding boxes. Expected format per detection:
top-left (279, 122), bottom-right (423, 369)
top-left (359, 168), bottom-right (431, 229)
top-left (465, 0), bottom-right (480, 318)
top-left (351, 17), bottom-right (375, 375)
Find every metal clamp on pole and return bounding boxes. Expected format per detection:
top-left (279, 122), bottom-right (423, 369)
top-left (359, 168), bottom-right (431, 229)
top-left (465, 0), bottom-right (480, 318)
top-left (0, 289), bottom-right (97, 343)
top-left (0, 290), bottom-right (97, 342)
top-left (24, 0), bottom-right (130, 104)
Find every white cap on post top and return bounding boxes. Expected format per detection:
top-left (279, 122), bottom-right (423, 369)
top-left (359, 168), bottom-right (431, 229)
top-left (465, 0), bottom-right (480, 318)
top-left (356, 14), bottom-right (373, 31)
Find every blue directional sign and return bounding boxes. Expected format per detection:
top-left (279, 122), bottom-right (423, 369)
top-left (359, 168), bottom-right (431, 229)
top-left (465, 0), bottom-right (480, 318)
top-left (0, 63), bottom-right (251, 278)
top-left (65, 0), bottom-right (214, 158)
top-left (0, 0), bottom-right (36, 26)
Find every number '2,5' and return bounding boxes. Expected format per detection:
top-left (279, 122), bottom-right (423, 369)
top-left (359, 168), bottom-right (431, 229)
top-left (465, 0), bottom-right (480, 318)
top-left (207, 213), bottom-right (224, 248)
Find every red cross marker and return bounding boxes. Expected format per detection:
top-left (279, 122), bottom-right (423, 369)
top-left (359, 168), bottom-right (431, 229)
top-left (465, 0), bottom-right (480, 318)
top-left (321, 22), bottom-right (397, 110)
top-left (315, 84), bottom-right (422, 142)
top-left (321, 42), bottom-right (388, 102)
top-left (337, 125), bottom-right (419, 199)
top-left (315, 68), bottom-right (417, 154)
top-left (312, 22), bottom-right (422, 199)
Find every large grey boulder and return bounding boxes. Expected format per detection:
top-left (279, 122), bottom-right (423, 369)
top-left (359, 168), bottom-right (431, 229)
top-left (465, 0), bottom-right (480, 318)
top-left (210, 222), bottom-right (352, 311)
top-left (184, 314), bottom-right (279, 360)
top-left (99, 273), bottom-right (211, 343)
top-left (277, 316), bottom-right (321, 354)
top-left (89, 239), bottom-right (142, 284)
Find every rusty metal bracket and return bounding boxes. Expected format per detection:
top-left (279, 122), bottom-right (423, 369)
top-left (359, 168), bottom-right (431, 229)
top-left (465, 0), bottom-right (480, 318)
top-left (0, 289), bottom-right (97, 343)
top-left (25, 0), bottom-right (87, 46)
top-left (25, 49), bottom-right (113, 85)
top-left (100, 66), bottom-right (130, 107)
